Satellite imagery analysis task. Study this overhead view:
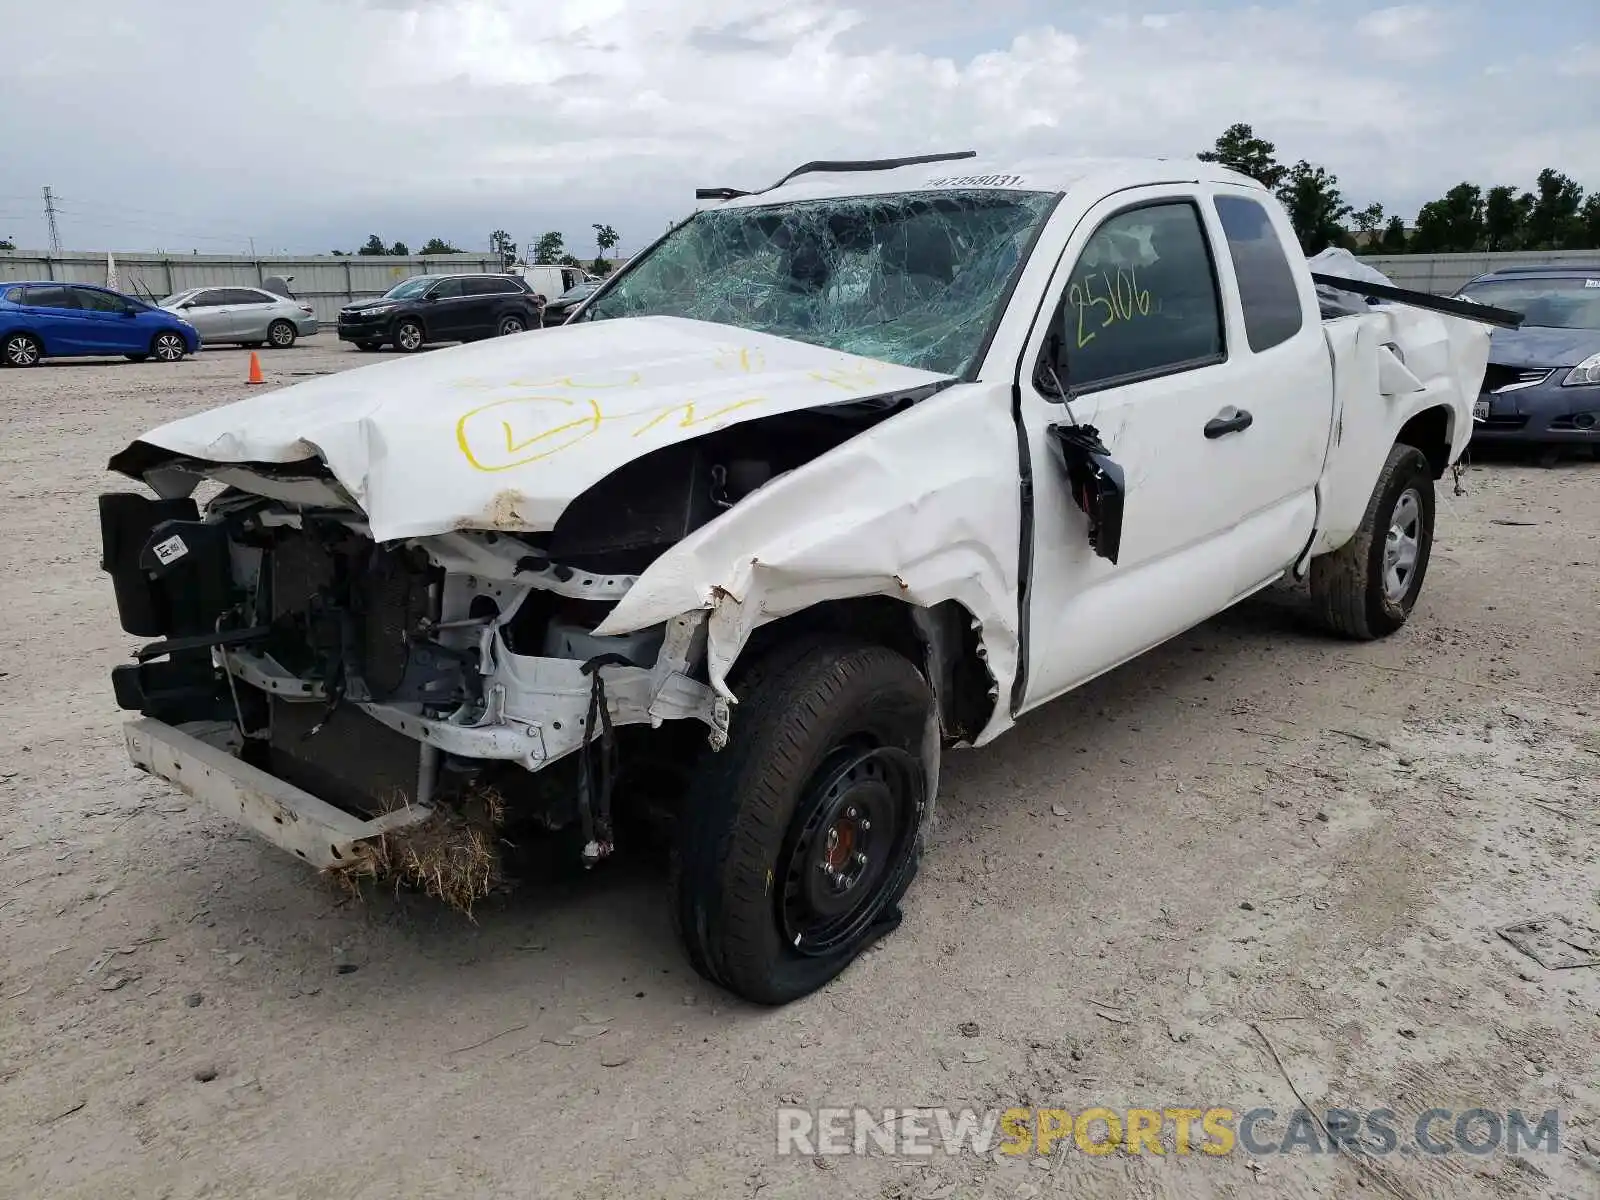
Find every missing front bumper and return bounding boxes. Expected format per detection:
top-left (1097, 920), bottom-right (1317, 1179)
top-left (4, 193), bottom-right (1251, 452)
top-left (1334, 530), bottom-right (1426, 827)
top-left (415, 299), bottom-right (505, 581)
top-left (124, 717), bottom-right (434, 870)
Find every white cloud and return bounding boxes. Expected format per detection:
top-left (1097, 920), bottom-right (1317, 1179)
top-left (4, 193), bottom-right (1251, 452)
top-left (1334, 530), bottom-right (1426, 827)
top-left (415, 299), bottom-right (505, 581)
top-left (0, 0), bottom-right (1593, 254)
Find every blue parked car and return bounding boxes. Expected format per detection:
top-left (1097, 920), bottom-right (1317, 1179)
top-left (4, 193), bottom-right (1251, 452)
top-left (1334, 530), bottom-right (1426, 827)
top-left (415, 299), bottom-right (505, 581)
top-left (0, 281), bottom-right (201, 367)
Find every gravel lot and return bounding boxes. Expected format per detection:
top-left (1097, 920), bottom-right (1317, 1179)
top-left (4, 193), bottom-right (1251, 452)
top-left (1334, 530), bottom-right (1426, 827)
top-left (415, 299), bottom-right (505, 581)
top-left (1, 335), bottom-right (1597, 1199)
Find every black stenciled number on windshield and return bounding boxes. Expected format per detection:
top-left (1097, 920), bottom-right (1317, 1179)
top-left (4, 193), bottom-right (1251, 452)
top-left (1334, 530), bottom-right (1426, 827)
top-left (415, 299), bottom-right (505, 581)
top-left (1068, 265), bottom-right (1154, 348)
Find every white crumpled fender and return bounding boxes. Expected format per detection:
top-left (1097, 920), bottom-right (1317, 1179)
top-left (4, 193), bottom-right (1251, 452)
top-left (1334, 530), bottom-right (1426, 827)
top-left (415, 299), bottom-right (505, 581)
top-left (593, 381), bottom-right (1023, 745)
top-left (1313, 306), bottom-right (1489, 556)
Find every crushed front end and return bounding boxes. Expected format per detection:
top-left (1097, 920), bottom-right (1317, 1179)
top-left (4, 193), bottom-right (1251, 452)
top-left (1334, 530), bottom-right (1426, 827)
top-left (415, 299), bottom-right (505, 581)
top-left (98, 469), bottom-right (730, 894)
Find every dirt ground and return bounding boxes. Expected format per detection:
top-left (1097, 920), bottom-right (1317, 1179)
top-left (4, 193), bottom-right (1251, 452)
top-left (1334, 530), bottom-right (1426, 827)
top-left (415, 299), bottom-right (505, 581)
top-left (1, 337), bottom-right (1597, 1200)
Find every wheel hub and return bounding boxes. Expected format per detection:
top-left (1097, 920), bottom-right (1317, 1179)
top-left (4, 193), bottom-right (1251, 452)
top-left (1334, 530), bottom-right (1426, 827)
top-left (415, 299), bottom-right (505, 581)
top-left (1383, 487), bottom-right (1423, 604)
top-left (780, 745), bottom-right (922, 956)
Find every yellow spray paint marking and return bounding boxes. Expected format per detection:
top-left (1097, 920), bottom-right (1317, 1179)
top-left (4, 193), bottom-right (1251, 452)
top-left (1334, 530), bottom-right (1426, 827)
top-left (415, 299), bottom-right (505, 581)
top-left (456, 396), bottom-right (604, 472)
top-left (714, 346), bottom-right (765, 374)
top-left (809, 364), bottom-right (881, 391)
top-left (450, 370), bottom-right (644, 393)
top-left (630, 397), bottom-right (767, 438)
top-left (457, 393), bottom-right (773, 471)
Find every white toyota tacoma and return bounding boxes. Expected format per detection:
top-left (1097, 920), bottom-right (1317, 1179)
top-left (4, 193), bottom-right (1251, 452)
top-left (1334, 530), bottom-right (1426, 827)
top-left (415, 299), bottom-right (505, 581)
top-left (99, 153), bottom-right (1510, 1004)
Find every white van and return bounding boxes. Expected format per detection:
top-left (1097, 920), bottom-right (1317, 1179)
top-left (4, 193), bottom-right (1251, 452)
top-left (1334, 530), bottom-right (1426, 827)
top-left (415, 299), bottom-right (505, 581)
top-left (514, 264), bottom-right (593, 300)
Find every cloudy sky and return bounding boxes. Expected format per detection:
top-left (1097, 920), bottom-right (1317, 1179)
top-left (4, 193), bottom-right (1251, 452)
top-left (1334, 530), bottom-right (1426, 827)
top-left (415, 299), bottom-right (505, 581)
top-left (0, 0), bottom-right (1594, 257)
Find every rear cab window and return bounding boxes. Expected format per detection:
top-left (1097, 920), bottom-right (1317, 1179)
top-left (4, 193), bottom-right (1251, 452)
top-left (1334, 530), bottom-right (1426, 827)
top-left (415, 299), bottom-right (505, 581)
top-left (1212, 194), bottom-right (1304, 352)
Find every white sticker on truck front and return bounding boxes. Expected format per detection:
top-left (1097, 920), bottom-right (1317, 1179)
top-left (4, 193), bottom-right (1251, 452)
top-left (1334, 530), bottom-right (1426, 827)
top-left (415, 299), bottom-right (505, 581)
top-left (152, 534), bottom-right (189, 565)
top-left (1586, 279), bottom-right (1600, 288)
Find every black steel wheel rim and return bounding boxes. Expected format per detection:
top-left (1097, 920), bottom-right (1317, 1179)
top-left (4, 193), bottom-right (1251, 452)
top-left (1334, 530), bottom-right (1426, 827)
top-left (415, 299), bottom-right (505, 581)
top-left (779, 743), bottom-right (922, 957)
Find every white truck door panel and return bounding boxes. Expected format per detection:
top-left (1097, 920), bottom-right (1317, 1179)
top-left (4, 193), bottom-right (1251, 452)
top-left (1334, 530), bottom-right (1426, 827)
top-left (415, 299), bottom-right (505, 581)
top-left (1017, 188), bottom-right (1325, 711)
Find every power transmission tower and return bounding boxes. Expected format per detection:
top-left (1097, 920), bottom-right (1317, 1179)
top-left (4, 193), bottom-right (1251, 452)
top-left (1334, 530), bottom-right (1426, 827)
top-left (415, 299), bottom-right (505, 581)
top-left (42, 186), bottom-right (62, 255)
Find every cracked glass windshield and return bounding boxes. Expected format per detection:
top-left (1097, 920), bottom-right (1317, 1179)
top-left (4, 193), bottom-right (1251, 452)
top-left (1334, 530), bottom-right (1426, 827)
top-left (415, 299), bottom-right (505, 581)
top-left (580, 189), bottom-right (1058, 376)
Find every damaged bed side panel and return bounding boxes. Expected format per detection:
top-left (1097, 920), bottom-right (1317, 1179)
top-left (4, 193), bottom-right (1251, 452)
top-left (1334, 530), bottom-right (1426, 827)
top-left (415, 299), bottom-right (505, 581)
top-left (593, 382), bottom-right (1023, 745)
top-left (1312, 307), bottom-right (1489, 557)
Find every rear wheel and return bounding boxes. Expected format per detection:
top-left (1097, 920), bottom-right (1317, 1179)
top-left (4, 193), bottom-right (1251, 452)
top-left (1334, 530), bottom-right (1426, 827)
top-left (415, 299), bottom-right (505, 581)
top-left (151, 332), bottom-right (188, 363)
top-left (3, 332), bottom-right (41, 367)
top-left (395, 319), bottom-right (425, 352)
top-left (1309, 443), bottom-right (1435, 639)
top-left (496, 313), bottom-right (527, 337)
top-left (267, 320), bottom-right (297, 349)
top-left (671, 638), bottom-right (933, 1005)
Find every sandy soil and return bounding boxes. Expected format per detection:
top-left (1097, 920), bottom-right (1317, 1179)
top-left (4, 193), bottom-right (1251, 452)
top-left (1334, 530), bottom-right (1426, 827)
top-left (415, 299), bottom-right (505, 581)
top-left (0, 338), bottom-right (1596, 1200)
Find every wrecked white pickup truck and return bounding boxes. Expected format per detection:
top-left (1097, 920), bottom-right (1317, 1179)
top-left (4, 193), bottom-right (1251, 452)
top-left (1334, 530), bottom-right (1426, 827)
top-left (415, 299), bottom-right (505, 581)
top-left (100, 153), bottom-right (1510, 1004)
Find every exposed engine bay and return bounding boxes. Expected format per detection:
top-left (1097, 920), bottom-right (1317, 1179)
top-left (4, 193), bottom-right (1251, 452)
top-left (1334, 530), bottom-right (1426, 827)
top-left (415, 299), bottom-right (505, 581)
top-left (101, 401), bottom-right (917, 880)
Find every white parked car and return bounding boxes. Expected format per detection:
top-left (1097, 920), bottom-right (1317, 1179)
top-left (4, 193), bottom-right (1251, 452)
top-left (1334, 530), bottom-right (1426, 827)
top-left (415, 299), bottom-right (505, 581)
top-left (160, 286), bottom-right (319, 349)
top-left (99, 154), bottom-right (1501, 1005)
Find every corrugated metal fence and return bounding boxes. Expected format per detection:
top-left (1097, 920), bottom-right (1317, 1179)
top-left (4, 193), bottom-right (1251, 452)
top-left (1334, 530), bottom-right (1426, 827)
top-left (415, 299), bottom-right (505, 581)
top-left (0, 252), bottom-right (507, 324)
top-left (3, 247), bottom-right (1598, 323)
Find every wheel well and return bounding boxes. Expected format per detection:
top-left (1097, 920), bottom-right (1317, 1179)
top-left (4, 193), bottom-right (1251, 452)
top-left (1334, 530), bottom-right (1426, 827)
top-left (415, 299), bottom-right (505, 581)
top-left (1397, 406), bottom-right (1452, 478)
top-left (738, 596), bottom-right (997, 743)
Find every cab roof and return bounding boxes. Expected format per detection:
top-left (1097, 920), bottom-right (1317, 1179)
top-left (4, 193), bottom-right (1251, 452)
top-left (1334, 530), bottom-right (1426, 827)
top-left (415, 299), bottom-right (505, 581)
top-left (700, 153), bottom-right (1266, 210)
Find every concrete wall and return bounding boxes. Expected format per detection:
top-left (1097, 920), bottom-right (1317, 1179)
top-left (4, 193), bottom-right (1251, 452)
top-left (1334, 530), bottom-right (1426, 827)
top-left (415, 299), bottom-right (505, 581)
top-left (0, 252), bottom-right (508, 323)
top-left (4, 247), bottom-right (1598, 327)
top-left (1353, 249), bottom-right (1600, 296)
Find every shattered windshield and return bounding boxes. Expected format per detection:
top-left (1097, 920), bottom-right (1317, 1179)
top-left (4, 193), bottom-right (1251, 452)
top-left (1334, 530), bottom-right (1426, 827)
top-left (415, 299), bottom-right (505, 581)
top-left (581, 189), bottom-right (1058, 376)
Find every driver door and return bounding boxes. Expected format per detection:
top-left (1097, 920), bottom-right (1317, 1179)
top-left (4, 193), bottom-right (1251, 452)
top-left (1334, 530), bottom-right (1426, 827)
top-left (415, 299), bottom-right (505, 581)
top-left (1016, 189), bottom-right (1320, 711)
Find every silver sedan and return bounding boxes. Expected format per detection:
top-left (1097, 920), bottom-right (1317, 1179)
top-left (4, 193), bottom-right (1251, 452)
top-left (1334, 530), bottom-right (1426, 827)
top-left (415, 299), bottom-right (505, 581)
top-left (159, 286), bottom-right (319, 348)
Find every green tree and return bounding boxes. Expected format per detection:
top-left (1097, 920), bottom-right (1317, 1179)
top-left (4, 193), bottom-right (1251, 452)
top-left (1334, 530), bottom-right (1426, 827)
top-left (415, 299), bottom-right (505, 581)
top-left (1197, 123), bottom-right (1288, 190)
top-left (0, 237), bottom-right (14, 251)
top-left (1524, 169), bottom-right (1583, 248)
top-left (1411, 183), bottom-right (1484, 253)
top-left (1483, 185), bottom-right (1530, 252)
top-left (358, 233), bottom-right (388, 256)
top-left (1578, 194), bottom-right (1600, 251)
top-left (389, 240), bottom-right (410, 256)
top-left (331, 249), bottom-right (346, 256)
top-left (1351, 202), bottom-right (1385, 247)
top-left (559, 252), bottom-right (584, 269)
top-left (489, 229), bottom-right (516, 266)
top-left (1379, 216), bottom-right (1409, 253)
top-left (533, 231), bottom-right (566, 264)
top-left (419, 237), bottom-right (463, 255)
top-left (592, 222), bottom-right (620, 268)
top-left (1274, 161), bottom-right (1352, 254)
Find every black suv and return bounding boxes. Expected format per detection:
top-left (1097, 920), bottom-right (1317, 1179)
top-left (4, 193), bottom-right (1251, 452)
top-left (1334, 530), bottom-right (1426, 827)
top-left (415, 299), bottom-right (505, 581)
top-left (336, 273), bottom-right (544, 352)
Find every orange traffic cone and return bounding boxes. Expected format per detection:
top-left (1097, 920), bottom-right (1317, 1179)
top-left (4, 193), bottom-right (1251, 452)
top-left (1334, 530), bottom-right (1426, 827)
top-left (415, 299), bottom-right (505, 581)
top-left (246, 351), bottom-right (265, 385)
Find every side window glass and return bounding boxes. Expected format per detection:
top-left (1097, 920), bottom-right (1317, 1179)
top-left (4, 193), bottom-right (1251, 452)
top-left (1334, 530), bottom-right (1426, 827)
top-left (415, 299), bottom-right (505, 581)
top-left (73, 288), bottom-right (125, 313)
top-left (225, 288), bottom-right (270, 305)
top-left (428, 278), bottom-right (464, 299)
top-left (1214, 195), bottom-right (1303, 351)
top-left (25, 286), bottom-right (74, 309)
top-left (192, 290), bottom-right (227, 307)
top-left (1048, 201), bottom-right (1223, 391)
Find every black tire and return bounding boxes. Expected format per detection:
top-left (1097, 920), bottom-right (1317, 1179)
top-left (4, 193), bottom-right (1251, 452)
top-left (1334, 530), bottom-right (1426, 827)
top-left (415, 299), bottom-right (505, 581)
top-left (1309, 443), bottom-right (1435, 639)
top-left (267, 321), bottom-right (297, 349)
top-left (672, 638), bottom-right (933, 1005)
top-left (394, 318), bottom-right (425, 353)
top-left (496, 313), bottom-right (528, 337)
top-left (150, 332), bottom-right (188, 363)
top-left (355, 341), bottom-right (383, 352)
top-left (3, 332), bottom-right (41, 367)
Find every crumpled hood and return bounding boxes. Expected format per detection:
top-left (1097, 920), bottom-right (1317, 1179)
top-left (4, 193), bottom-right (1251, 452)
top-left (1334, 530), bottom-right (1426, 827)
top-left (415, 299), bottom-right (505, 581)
top-left (1487, 325), bottom-right (1600, 369)
top-left (113, 316), bottom-right (950, 542)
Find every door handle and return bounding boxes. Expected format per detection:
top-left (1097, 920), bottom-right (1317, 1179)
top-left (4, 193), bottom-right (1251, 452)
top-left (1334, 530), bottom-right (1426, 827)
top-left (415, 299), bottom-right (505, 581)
top-left (1204, 408), bottom-right (1253, 439)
